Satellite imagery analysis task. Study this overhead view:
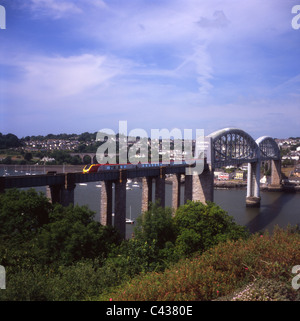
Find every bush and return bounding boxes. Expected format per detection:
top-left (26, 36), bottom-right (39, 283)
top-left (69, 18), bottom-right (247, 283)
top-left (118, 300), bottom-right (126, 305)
top-left (109, 227), bottom-right (300, 301)
top-left (0, 189), bottom-right (52, 241)
top-left (37, 204), bottom-right (122, 265)
top-left (134, 202), bottom-right (176, 249)
top-left (173, 201), bottom-right (249, 256)
top-left (0, 259), bottom-right (123, 301)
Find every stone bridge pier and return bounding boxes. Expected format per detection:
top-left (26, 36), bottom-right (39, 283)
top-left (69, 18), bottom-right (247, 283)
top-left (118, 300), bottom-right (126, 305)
top-left (246, 162), bottom-right (261, 207)
top-left (269, 159), bottom-right (282, 191)
top-left (46, 173), bottom-right (76, 207)
top-left (184, 162), bottom-right (214, 205)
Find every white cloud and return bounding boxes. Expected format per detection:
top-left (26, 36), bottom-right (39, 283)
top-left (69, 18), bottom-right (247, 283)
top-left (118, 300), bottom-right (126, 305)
top-left (3, 54), bottom-right (133, 103)
top-left (28, 0), bottom-right (82, 18)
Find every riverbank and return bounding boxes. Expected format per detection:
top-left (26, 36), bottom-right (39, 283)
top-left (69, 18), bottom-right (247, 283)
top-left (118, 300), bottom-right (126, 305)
top-left (214, 179), bottom-right (300, 192)
top-left (214, 180), bottom-right (246, 189)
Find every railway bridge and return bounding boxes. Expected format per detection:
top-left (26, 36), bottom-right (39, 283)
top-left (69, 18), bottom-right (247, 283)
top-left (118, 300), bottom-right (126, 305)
top-left (0, 128), bottom-right (281, 238)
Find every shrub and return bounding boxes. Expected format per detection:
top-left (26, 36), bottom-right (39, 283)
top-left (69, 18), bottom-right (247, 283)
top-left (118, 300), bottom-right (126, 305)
top-left (37, 204), bottom-right (122, 265)
top-left (109, 227), bottom-right (300, 301)
top-left (173, 201), bottom-right (249, 256)
top-left (0, 189), bottom-right (52, 241)
top-left (134, 202), bottom-right (176, 249)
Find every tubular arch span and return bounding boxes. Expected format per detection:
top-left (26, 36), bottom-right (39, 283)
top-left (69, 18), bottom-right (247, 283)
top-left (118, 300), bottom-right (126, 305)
top-left (206, 128), bottom-right (282, 207)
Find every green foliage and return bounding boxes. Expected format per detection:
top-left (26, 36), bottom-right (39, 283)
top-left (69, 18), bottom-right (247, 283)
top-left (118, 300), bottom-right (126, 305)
top-left (47, 150), bottom-right (83, 165)
top-left (134, 202), bottom-right (176, 249)
top-left (105, 238), bottom-right (161, 279)
top-left (2, 189), bottom-right (293, 302)
top-left (110, 227), bottom-right (300, 301)
top-left (0, 133), bottom-right (22, 149)
top-left (37, 204), bottom-right (121, 265)
top-left (173, 201), bottom-right (249, 256)
top-left (0, 189), bottom-right (51, 241)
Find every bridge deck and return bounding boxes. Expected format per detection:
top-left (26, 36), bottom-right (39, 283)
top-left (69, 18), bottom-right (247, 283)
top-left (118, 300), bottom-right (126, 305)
top-left (0, 164), bottom-right (189, 190)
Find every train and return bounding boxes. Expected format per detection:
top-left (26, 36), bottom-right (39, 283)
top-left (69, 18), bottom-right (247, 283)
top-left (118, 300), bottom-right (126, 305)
top-left (82, 161), bottom-right (186, 173)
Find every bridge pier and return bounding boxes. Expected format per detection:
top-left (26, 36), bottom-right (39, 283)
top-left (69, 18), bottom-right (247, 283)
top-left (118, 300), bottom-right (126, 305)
top-left (141, 177), bottom-right (153, 212)
top-left (46, 184), bottom-right (63, 204)
top-left (61, 173), bottom-right (76, 206)
top-left (172, 173), bottom-right (181, 212)
top-left (114, 178), bottom-right (127, 239)
top-left (184, 163), bottom-right (214, 204)
top-left (46, 173), bottom-right (76, 206)
top-left (100, 169), bottom-right (127, 238)
top-left (155, 168), bottom-right (166, 208)
top-left (100, 181), bottom-right (113, 226)
top-left (269, 159), bottom-right (282, 191)
top-left (246, 162), bottom-right (261, 207)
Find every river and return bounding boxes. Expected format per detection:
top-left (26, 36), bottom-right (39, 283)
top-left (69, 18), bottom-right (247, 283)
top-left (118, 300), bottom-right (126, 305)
top-left (1, 165), bottom-right (300, 238)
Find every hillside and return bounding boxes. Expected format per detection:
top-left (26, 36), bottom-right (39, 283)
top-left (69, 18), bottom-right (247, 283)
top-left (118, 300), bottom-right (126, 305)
top-left (105, 227), bottom-right (300, 301)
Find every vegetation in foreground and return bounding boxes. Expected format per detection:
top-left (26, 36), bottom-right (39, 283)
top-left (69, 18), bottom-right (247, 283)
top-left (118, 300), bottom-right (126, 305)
top-left (107, 227), bottom-right (300, 301)
top-left (0, 189), bottom-right (299, 301)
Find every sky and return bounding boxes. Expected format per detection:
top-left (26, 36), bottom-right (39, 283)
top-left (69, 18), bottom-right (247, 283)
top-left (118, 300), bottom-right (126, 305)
top-left (0, 0), bottom-right (300, 140)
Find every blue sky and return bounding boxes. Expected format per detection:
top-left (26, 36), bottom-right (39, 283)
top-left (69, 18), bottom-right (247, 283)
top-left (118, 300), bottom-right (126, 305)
top-left (0, 0), bottom-right (300, 139)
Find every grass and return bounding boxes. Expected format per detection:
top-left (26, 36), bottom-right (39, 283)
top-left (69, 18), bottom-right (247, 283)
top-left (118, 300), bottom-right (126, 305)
top-left (105, 226), bottom-right (300, 301)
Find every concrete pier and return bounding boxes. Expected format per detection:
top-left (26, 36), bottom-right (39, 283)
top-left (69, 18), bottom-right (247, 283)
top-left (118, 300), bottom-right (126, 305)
top-left (269, 159), bottom-right (282, 191)
top-left (246, 162), bottom-right (261, 207)
top-left (155, 167), bottom-right (166, 207)
top-left (141, 177), bottom-right (153, 212)
top-left (114, 179), bottom-right (127, 239)
top-left (171, 173), bottom-right (181, 212)
top-left (100, 180), bottom-right (113, 226)
top-left (184, 163), bottom-right (214, 204)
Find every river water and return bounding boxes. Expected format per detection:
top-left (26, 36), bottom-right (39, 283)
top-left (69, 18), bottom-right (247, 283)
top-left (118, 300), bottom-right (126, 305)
top-left (1, 166), bottom-right (300, 238)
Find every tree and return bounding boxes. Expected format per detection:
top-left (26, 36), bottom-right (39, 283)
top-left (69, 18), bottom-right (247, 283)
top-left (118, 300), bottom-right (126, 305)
top-left (134, 202), bottom-right (176, 249)
top-left (0, 133), bottom-right (22, 149)
top-left (24, 152), bottom-right (33, 162)
top-left (0, 189), bottom-right (52, 241)
top-left (37, 204), bottom-right (122, 265)
top-left (173, 201), bottom-right (249, 256)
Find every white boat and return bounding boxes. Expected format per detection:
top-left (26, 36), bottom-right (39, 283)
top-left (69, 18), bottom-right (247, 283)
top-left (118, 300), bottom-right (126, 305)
top-left (126, 206), bottom-right (135, 224)
top-left (79, 183), bottom-right (87, 186)
top-left (132, 181), bottom-right (140, 188)
top-left (126, 218), bottom-right (134, 224)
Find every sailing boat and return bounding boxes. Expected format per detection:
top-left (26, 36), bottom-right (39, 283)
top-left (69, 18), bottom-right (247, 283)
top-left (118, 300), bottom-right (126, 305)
top-left (132, 180), bottom-right (140, 188)
top-left (126, 206), bottom-right (135, 224)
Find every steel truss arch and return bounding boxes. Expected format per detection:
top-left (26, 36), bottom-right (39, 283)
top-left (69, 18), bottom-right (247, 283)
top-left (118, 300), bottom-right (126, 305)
top-left (208, 128), bottom-right (259, 168)
top-left (256, 136), bottom-right (280, 161)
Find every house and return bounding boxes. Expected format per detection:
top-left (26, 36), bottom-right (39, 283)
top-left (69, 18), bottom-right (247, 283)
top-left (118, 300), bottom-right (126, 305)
top-left (235, 171), bottom-right (246, 180)
top-left (40, 157), bottom-right (55, 163)
top-left (218, 172), bottom-right (230, 180)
